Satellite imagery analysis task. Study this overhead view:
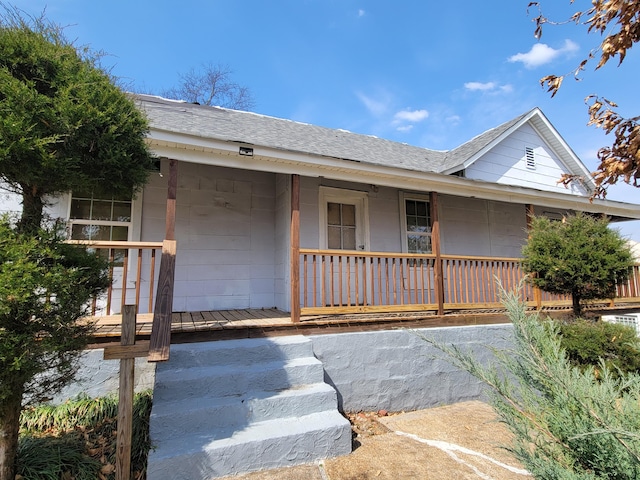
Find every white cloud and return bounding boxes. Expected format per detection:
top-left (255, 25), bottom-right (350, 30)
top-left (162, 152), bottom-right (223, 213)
top-left (392, 108), bottom-right (428, 133)
top-left (394, 109), bottom-right (429, 122)
top-left (356, 91), bottom-right (389, 116)
top-left (508, 39), bottom-right (579, 69)
top-left (464, 82), bottom-right (496, 91)
top-left (464, 82), bottom-right (513, 94)
top-left (446, 115), bottom-right (461, 125)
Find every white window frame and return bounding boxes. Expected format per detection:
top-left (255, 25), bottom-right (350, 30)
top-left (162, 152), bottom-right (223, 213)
top-left (65, 191), bottom-right (143, 242)
top-left (399, 192), bottom-right (432, 254)
top-left (318, 186), bottom-right (370, 251)
top-left (66, 191), bottom-right (144, 294)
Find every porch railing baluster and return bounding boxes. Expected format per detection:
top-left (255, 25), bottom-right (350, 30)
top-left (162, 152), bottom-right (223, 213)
top-left (296, 249), bottom-right (640, 315)
top-left (65, 241), bottom-right (163, 316)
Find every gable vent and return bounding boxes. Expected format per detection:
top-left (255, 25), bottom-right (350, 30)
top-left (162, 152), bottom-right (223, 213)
top-left (525, 146), bottom-right (536, 169)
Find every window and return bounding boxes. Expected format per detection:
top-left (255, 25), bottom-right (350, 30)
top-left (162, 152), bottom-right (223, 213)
top-left (400, 194), bottom-right (432, 254)
top-left (68, 190), bottom-right (135, 265)
top-left (69, 190), bottom-right (133, 241)
top-left (327, 202), bottom-right (356, 250)
top-left (525, 146), bottom-right (536, 169)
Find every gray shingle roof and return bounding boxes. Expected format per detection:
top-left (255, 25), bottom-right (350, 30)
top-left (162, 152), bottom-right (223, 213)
top-left (440, 111), bottom-right (532, 173)
top-left (134, 94), bottom-right (533, 175)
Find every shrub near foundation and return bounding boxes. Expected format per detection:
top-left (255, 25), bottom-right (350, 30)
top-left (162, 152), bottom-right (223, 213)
top-left (17, 391), bottom-right (153, 480)
top-left (558, 320), bottom-right (640, 379)
top-left (420, 290), bottom-right (640, 479)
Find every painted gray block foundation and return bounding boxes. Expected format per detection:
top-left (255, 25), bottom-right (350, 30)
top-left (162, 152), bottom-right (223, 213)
top-left (310, 324), bottom-right (514, 412)
top-left (49, 324), bottom-right (513, 478)
top-left (48, 349), bottom-right (156, 404)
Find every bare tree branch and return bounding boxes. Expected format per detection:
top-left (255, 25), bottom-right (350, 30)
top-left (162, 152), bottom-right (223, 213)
top-left (162, 63), bottom-right (255, 110)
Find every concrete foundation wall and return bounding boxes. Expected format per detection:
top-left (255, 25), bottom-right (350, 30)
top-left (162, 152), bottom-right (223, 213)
top-left (310, 324), bottom-right (513, 412)
top-left (55, 325), bottom-right (512, 412)
top-left (50, 349), bottom-right (156, 404)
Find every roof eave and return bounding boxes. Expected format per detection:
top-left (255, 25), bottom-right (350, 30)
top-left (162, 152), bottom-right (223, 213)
top-left (146, 129), bottom-right (640, 222)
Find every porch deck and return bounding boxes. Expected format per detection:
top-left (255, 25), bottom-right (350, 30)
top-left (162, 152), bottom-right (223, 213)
top-left (90, 301), bottom-right (640, 345)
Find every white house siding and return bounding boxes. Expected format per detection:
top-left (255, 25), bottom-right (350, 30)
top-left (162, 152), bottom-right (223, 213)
top-left (0, 185), bottom-right (69, 220)
top-left (465, 123), bottom-right (588, 196)
top-left (274, 173), bottom-right (291, 311)
top-left (298, 178), bottom-right (401, 252)
top-left (141, 161), bottom-right (277, 312)
top-left (0, 188), bottom-right (22, 216)
top-left (298, 178), bottom-right (526, 258)
top-left (439, 195), bottom-right (527, 258)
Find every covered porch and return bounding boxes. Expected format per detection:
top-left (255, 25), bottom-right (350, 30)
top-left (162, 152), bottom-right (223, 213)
top-left (71, 168), bottom-right (640, 345)
top-left (79, 231), bottom-right (640, 343)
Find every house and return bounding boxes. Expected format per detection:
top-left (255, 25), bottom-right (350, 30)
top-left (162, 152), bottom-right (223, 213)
top-left (15, 95), bottom-right (640, 478)
top-left (6, 94), bottom-right (640, 320)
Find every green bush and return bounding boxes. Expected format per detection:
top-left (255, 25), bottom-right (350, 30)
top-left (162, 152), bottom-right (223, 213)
top-left (558, 320), bottom-right (640, 378)
top-left (18, 391), bottom-right (153, 480)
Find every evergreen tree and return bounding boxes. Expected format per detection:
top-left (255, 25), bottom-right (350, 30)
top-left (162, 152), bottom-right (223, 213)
top-left (522, 213), bottom-right (633, 316)
top-left (0, 7), bottom-right (153, 479)
top-left (0, 6), bottom-right (155, 234)
top-left (418, 289), bottom-right (640, 479)
top-left (0, 220), bottom-right (109, 480)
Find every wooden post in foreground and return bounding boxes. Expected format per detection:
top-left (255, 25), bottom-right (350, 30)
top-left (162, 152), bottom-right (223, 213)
top-left (149, 159), bottom-right (178, 362)
top-left (290, 174), bottom-right (301, 323)
top-left (116, 305), bottom-right (136, 480)
top-left (102, 308), bottom-right (150, 480)
top-left (430, 192), bottom-right (444, 316)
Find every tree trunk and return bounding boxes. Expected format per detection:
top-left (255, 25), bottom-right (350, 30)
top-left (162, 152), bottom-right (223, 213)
top-left (572, 292), bottom-right (582, 317)
top-left (17, 185), bottom-right (44, 235)
top-left (0, 387), bottom-right (23, 480)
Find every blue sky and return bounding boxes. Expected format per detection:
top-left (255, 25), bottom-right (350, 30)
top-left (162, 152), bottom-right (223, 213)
top-left (12, 0), bottom-right (640, 239)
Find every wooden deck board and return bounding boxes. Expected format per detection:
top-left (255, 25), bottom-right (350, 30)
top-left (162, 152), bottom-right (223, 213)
top-left (88, 302), bottom-right (640, 342)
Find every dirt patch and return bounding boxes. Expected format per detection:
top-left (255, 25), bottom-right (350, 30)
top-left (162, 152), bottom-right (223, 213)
top-left (220, 401), bottom-right (528, 480)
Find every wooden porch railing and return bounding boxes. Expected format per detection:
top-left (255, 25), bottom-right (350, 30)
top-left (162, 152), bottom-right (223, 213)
top-left (66, 240), bottom-right (164, 316)
top-left (299, 249), bottom-right (640, 315)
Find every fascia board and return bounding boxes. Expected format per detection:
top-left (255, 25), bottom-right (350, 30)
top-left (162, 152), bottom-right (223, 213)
top-left (440, 111), bottom-right (536, 175)
top-left (528, 113), bottom-right (596, 191)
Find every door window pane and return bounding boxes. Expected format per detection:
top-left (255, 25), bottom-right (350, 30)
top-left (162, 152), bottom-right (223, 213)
top-left (328, 226), bottom-right (342, 249)
top-left (342, 204), bottom-right (355, 226)
top-left (327, 202), bottom-right (341, 225)
top-left (343, 227), bottom-right (356, 250)
top-left (327, 202), bottom-right (358, 250)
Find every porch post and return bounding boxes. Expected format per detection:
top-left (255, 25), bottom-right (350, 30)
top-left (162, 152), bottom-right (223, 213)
top-left (525, 204), bottom-right (542, 310)
top-left (430, 192), bottom-right (444, 316)
top-left (149, 159), bottom-right (178, 362)
top-left (290, 174), bottom-right (301, 323)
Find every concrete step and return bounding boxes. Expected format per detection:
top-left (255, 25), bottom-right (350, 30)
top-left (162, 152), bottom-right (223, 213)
top-left (148, 336), bottom-right (351, 478)
top-left (164, 335), bottom-right (314, 368)
top-left (151, 383), bottom-right (339, 435)
top-left (147, 410), bottom-right (352, 480)
top-left (153, 356), bottom-right (325, 402)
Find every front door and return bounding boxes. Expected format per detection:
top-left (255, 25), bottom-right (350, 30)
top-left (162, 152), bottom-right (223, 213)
top-left (319, 187), bottom-right (370, 305)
